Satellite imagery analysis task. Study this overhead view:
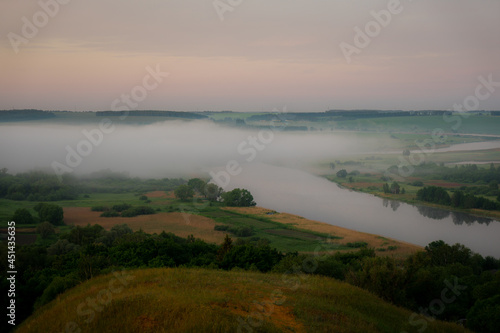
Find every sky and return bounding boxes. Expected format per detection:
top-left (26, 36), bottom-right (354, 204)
top-left (1, 0), bottom-right (499, 112)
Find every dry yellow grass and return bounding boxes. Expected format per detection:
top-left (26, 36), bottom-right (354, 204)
top-left (223, 207), bottom-right (423, 257)
top-left (63, 207), bottom-right (226, 243)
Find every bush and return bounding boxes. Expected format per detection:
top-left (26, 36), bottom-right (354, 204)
top-left (112, 203), bottom-right (132, 212)
top-left (214, 225), bottom-right (230, 231)
top-left (139, 195), bottom-right (148, 200)
top-left (34, 275), bottom-right (79, 310)
top-left (174, 185), bottom-right (194, 201)
top-left (101, 210), bottom-right (120, 217)
top-left (221, 188), bottom-right (256, 207)
top-left (34, 203), bottom-right (64, 225)
top-left (336, 169), bottom-right (348, 178)
top-left (36, 222), bottom-right (55, 239)
top-left (121, 206), bottom-right (155, 217)
top-left (467, 295), bottom-right (500, 333)
top-left (12, 208), bottom-right (35, 224)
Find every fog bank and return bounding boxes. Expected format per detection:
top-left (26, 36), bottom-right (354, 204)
top-left (0, 120), bottom-right (374, 178)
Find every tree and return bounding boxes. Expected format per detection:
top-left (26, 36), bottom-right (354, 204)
top-left (416, 186), bottom-right (451, 206)
top-left (188, 178), bottom-right (206, 193)
top-left (336, 169), bottom-right (348, 178)
top-left (34, 203), bottom-right (64, 225)
top-left (217, 234), bottom-right (233, 262)
top-left (451, 190), bottom-right (465, 208)
top-left (383, 183), bottom-right (390, 194)
top-left (204, 183), bottom-right (223, 202)
top-left (402, 149), bottom-right (411, 156)
top-left (36, 222), bottom-right (55, 239)
top-left (467, 295), bottom-right (500, 333)
top-left (12, 208), bottom-right (34, 224)
top-left (174, 185), bottom-right (194, 201)
top-left (401, 188), bottom-right (406, 194)
top-left (221, 188), bottom-right (256, 207)
top-left (390, 181), bottom-right (400, 194)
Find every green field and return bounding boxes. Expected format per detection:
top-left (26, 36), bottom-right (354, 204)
top-left (200, 208), bottom-right (344, 252)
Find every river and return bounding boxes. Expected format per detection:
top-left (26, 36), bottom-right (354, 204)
top-left (224, 163), bottom-right (500, 257)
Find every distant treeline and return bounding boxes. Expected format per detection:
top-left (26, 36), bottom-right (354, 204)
top-left (0, 109), bottom-right (55, 122)
top-left (247, 110), bottom-right (461, 122)
top-left (0, 169), bottom-right (186, 201)
top-left (95, 110), bottom-right (208, 119)
top-left (388, 162), bottom-right (500, 185)
top-left (326, 109), bottom-right (449, 118)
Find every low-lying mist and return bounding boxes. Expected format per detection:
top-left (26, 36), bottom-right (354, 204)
top-left (1, 120), bottom-right (381, 179)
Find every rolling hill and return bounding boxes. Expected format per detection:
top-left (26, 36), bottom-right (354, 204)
top-left (16, 268), bottom-right (470, 333)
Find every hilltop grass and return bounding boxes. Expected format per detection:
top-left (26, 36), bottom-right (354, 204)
top-left (16, 267), bottom-right (470, 333)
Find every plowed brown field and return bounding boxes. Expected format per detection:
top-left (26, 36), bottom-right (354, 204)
top-left (63, 207), bottom-right (226, 243)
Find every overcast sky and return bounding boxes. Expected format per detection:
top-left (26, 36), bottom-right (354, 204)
top-left (1, 0), bottom-right (499, 112)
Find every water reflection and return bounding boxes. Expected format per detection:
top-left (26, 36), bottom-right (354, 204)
top-left (416, 206), bottom-right (450, 220)
top-left (412, 205), bottom-right (494, 225)
top-left (451, 212), bottom-right (493, 226)
top-left (383, 199), bottom-right (401, 212)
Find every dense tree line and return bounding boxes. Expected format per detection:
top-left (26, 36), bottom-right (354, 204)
top-left (417, 186), bottom-right (499, 211)
top-left (416, 186), bottom-right (452, 205)
top-left (1, 223), bottom-right (499, 332)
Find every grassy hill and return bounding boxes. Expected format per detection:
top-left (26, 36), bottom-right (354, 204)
top-left (17, 268), bottom-right (469, 333)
